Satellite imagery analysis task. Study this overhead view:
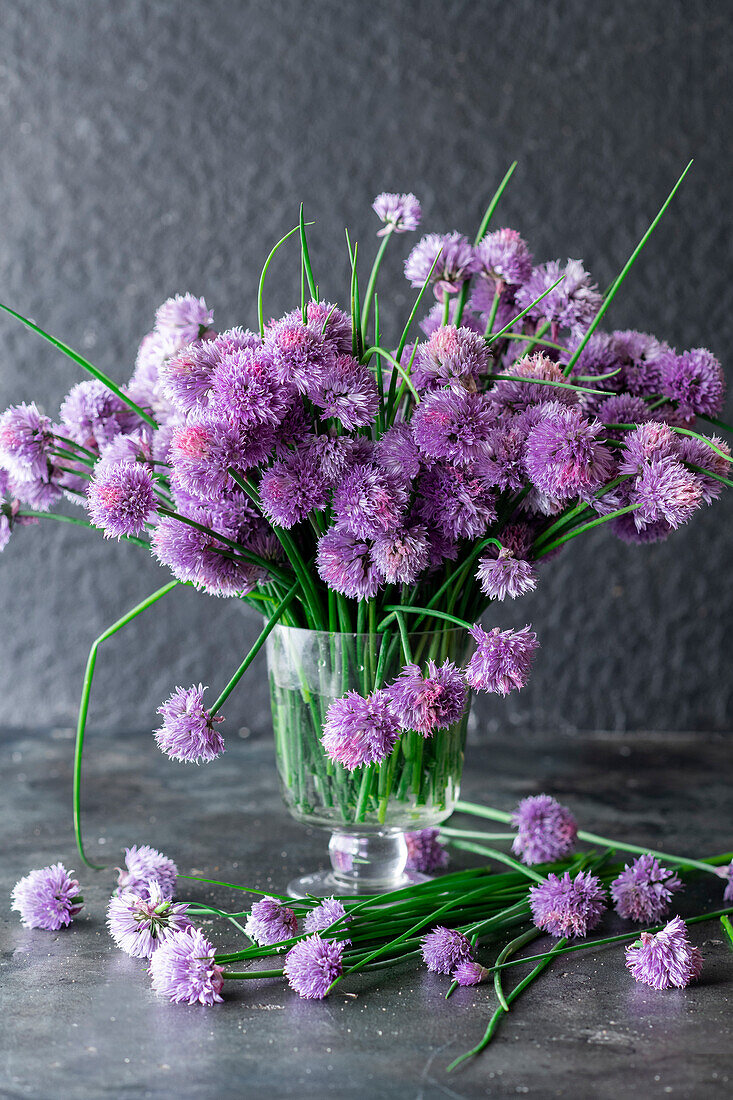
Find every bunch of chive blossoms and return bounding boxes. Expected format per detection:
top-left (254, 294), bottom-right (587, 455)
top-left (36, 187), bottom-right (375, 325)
top-left (11, 845), bottom-right (353, 1005)
top-left (0, 189), bottom-right (728, 771)
top-left (419, 794), bottom-right (713, 994)
top-left (12, 792), bottom-right (726, 1006)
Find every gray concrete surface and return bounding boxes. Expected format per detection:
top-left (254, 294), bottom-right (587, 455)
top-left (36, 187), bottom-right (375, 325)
top-left (2, 723), bottom-right (731, 1098)
top-left (0, 1), bottom-right (731, 733)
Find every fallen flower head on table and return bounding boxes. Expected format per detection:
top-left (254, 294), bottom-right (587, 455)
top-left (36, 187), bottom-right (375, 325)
top-left (10, 792), bottom-right (732, 1071)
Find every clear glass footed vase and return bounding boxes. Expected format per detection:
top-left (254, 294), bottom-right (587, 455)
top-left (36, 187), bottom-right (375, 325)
top-left (265, 623), bottom-right (471, 896)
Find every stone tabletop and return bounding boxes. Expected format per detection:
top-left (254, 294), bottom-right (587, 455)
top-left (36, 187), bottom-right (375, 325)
top-left (2, 725), bottom-right (732, 1099)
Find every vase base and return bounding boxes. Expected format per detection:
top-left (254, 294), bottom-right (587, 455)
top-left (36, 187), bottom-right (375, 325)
top-left (286, 868), bottom-right (430, 899)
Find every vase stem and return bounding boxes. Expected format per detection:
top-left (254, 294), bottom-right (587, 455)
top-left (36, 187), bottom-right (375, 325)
top-left (287, 829), bottom-right (428, 897)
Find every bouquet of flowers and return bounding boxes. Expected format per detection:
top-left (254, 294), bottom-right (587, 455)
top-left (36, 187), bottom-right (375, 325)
top-left (0, 161), bottom-right (730, 891)
top-left (5, 162), bottom-right (733, 1065)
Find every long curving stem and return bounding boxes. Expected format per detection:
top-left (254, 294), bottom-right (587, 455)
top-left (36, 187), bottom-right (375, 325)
top-left (73, 581), bottom-right (179, 868)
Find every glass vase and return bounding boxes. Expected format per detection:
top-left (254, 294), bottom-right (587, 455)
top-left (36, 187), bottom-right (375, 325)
top-left (265, 623), bottom-right (471, 896)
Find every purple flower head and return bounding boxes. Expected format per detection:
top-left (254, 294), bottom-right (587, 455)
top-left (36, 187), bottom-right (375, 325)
top-left (632, 458), bottom-right (702, 530)
top-left (421, 926), bottom-right (472, 974)
top-left (477, 422), bottom-right (527, 493)
top-left (523, 485), bottom-right (565, 519)
top-left (375, 423), bottom-right (421, 481)
top-left (563, 332), bottom-right (624, 398)
top-left (0, 402), bottom-right (54, 479)
top-left (149, 416), bottom-right (182, 466)
top-left (489, 353), bottom-right (579, 415)
top-left (411, 325), bottom-right (491, 393)
top-left (498, 521), bottom-right (535, 560)
top-left (652, 403), bottom-right (698, 431)
top-left (11, 863), bottom-right (83, 930)
top-left (524, 403), bottom-right (614, 500)
top-left (60, 380), bottom-right (140, 451)
top-left (321, 690), bottom-right (401, 770)
top-left (405, 828), bottom-right (449, 873)
top-left (625, 916), bottom-right (703, 990)
top-left (659, 348), bottom-right (725, 417)
top-left (155, 684), bottom-right (225, 764)
top-left (420, 301), bottom-right (486, 338)
top-left (332, 463), bottom-right (408, 539)
top-left (277, 301), bottom-right (353, 356)
top-left (476, 548), bottom-right (537, 601)
top-left (264, 316), bottom-right (334, 393)
top-left (465, 624), bottom-right (538, 695)
top-left (304, 897), bottom-right (351, 942)
top-left (306, 432), bottom-right (369, 485)
top-left (244, 896), bottom-right (298, 946)
top-left (416, 461), bottom-right (497, 541)
top-left (271, 397), bottom-right (311, 457)
top-left (370, 524), bottom-right (431, 585)
top-left (149, 927), bottom-right (224, 1005)
top-left (468, 281), bottom-right (518, 333)
top-left (169, 410), bottom-right (271, 498)
top-left (134, 329), bottom-right (181, 388)
top-left (619, 421), bottom-right (677, 476)
top-left (107, 880), bottom-right (192, 959)
top-left (372, 192), bottom-right (422, 235)
top-left (260, 447), bottom-right (331, 529)
top-left (611, 854), bottom-right (682, 923)
top-left (513, 398), bottom-right (575, 438)
top-left (159, 329), bottom-right (257, 413)
top-left (6, 469), bottom-right (63, 512)
top-left (612, 330), bottom-right (668, 397)
top-left (516, 260), bottom-right (601, 336)
top-left (475, 227), bottom-right (533, 288)
top-left (453, 959), bottom-right (489, 986)
top-left (210, 346), bottom-right (292, 426)
top-left (307, 300), bottom-right (354, 353)
top-left (425, 527), bottom-right (459, 569)
top-left (412, 389), bottom-right (496, 466)
top-left (676, 434), bottom-right (731, 503)
top-left (404, 232), bottom-right (480, 301)
top-left (153, 506), bottom-right (267, 597)
top-left (529, 870), bottom-right (606, 938)
top-left (116, 845), bottom-right (178, 899)
top-left (309, 354), bottom-right (379, 430)
top-left (283, 934), bottom-right (344, 999)
top-left (511, 795), bottom-right (578, 865)
top-left (160, 341), bottom-right (218, 413)
top-left (155, 294), bottom-right (213, 343)
top-left (97, 430), bottom-right (154, 473)
top-left (210, 326), bottom-right (261, 355)
top-left (386, 660), bottom-right (467, 736)
top-left (317, 527), bottom-right (381, 600)
top-left (596, 394), bottom-right (650, 440)
top-left (204, 489), bottom-right (264, 531)
top-left (86, 461), bottom-right (157, 539)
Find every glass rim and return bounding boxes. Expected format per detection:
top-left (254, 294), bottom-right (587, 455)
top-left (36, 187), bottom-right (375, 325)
top-left (266, 621), bottom-right (468, 640)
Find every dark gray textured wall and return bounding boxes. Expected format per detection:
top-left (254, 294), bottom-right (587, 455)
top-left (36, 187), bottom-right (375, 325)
top-left (0, 0), bottom-right (730, 735)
